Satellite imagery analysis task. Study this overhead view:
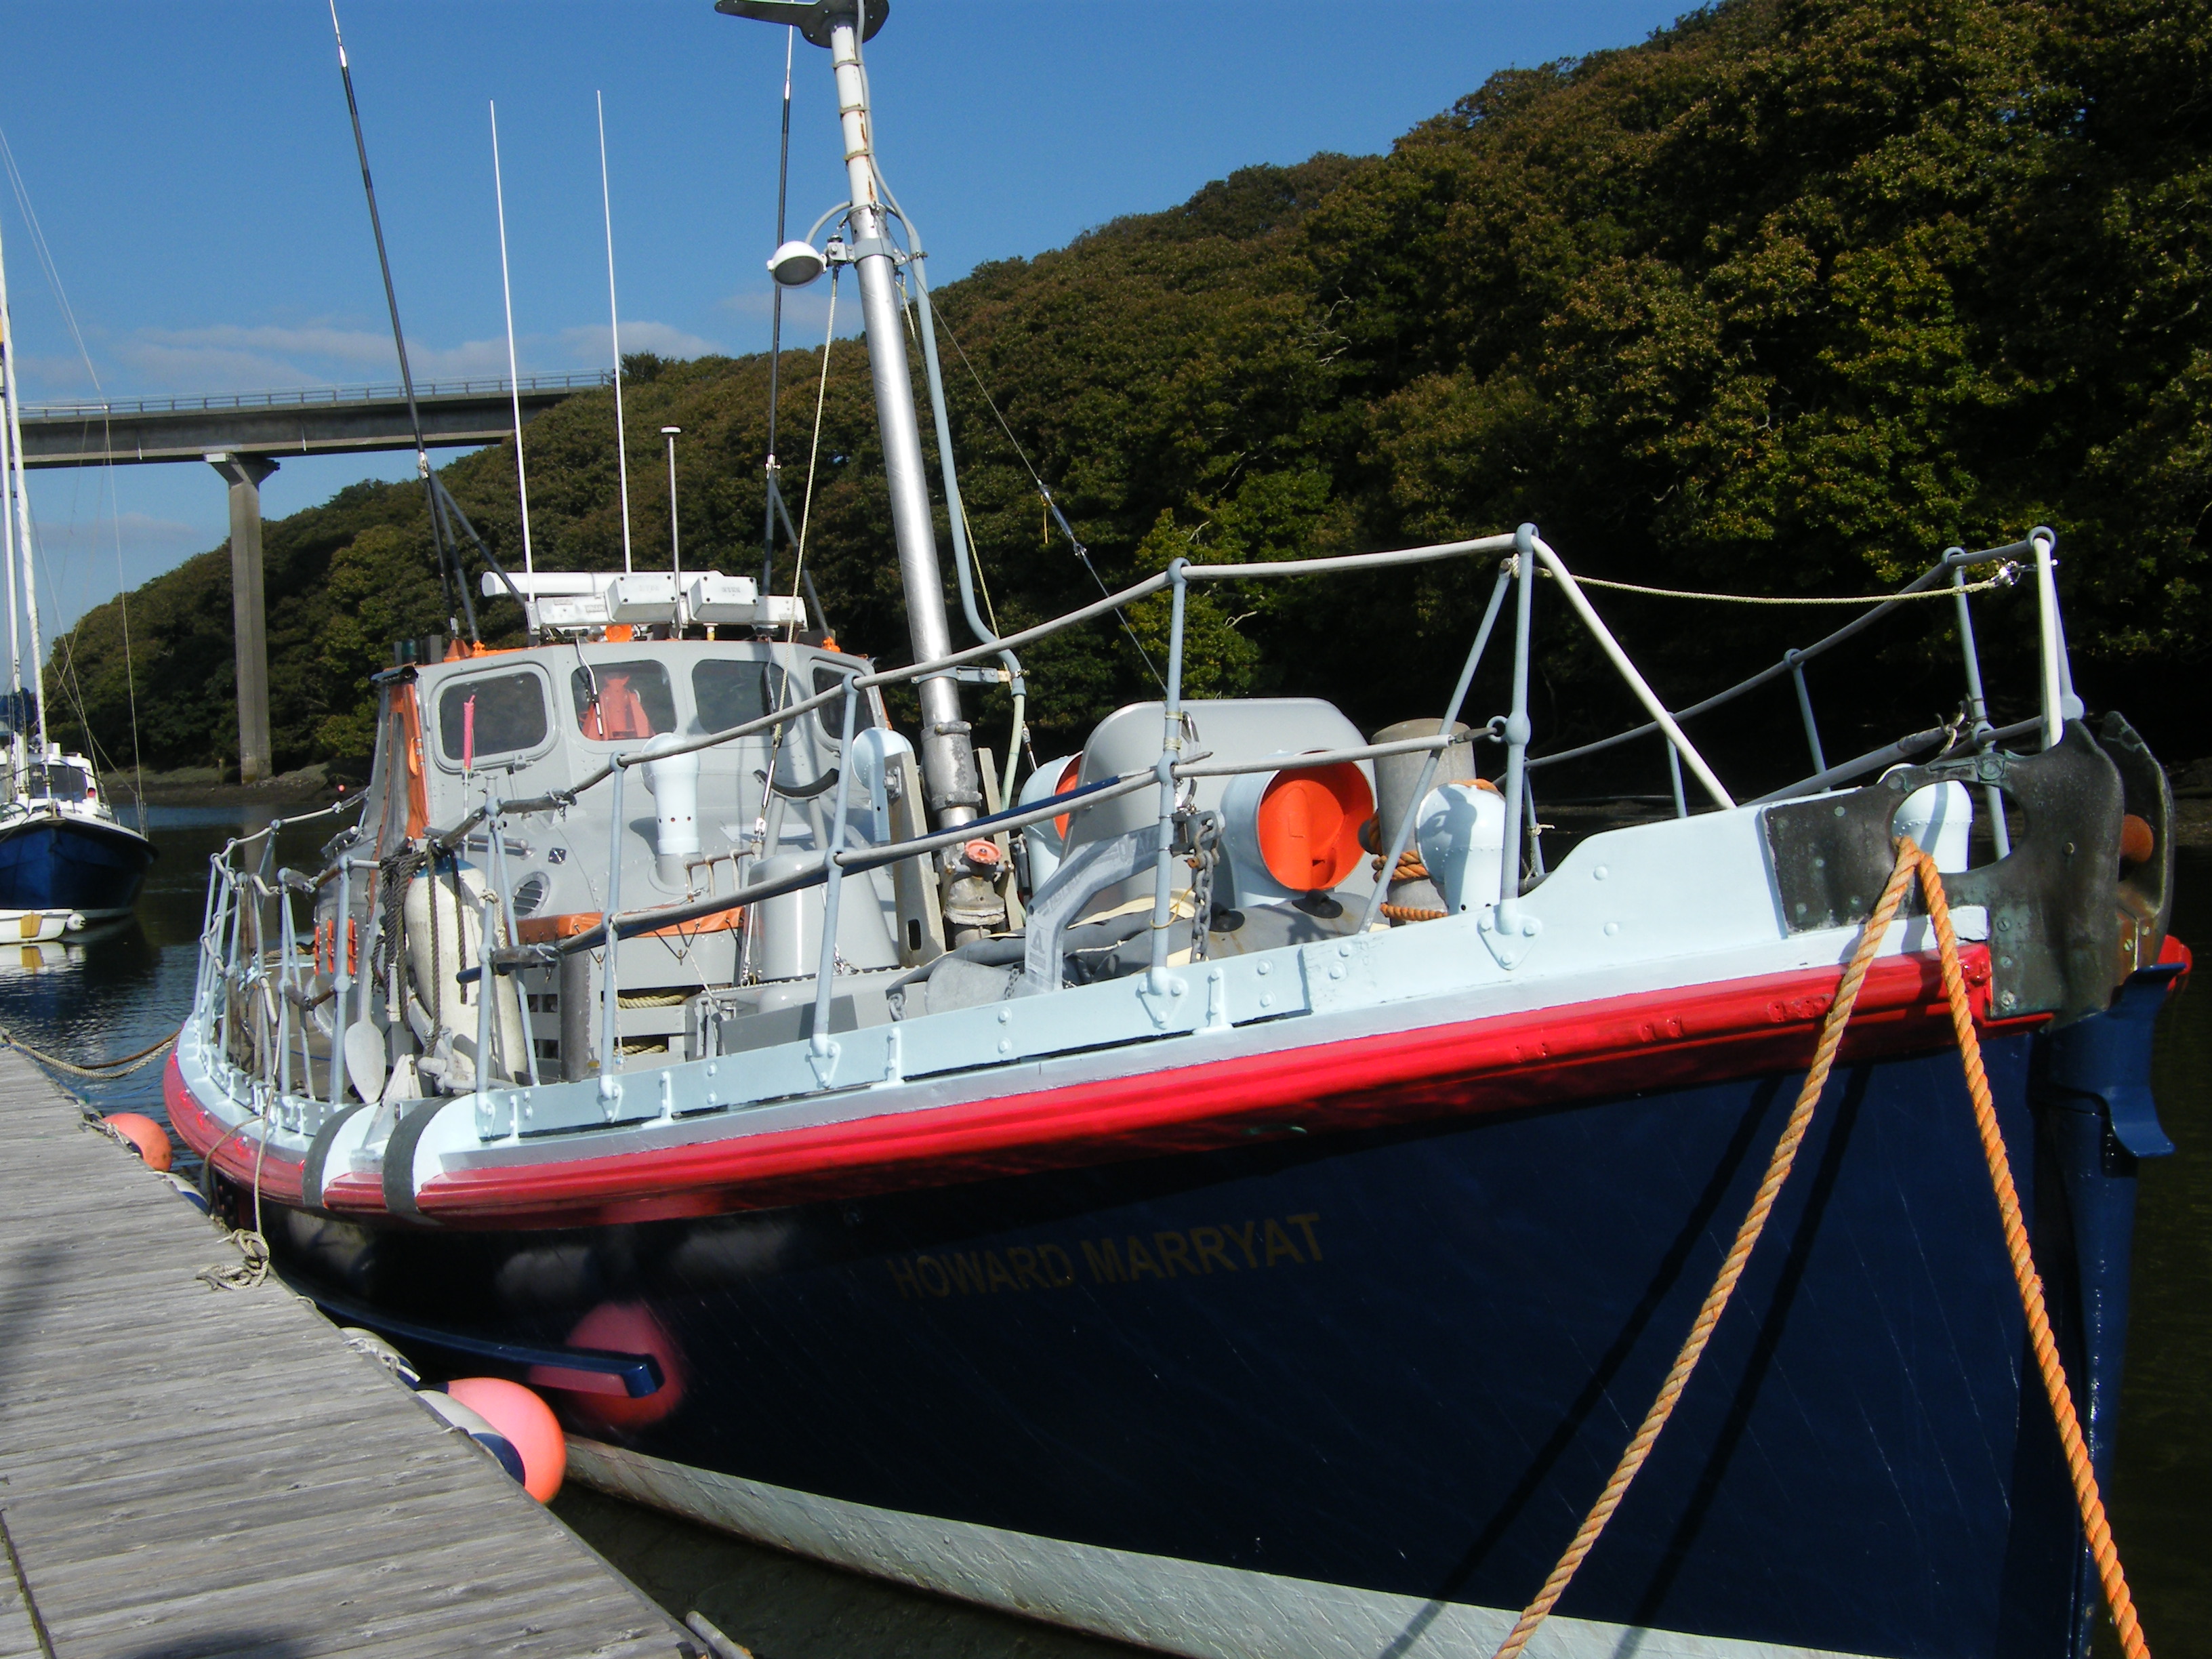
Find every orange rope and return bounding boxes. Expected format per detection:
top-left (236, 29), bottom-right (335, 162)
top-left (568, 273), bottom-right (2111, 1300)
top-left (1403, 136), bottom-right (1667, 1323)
top-left (1488, 843), bottom-right (1920, 1659)
top-left (1489, 837), bottom-right (2154, 1659)
top-left (1380, 849), bottom-right (1446, 923)
top-left (1912, 843), bottom-right (2151, 1659)
top-left (1381, 902), bottom-right (1448, 924)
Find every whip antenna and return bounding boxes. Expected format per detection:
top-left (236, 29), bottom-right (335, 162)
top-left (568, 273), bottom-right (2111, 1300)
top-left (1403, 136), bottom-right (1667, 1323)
top-left (326, 0), bottom-right (476, 644)
top-left (490, 101), bottom-right (534, 585)
top-left (761, 23), bottom-right (794, 593)
top-left (597, 91), bottom-right (634, 574)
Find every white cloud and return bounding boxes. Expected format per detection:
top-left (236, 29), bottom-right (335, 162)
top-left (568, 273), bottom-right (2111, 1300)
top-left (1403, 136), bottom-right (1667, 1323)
top-left (136, 321), bottom-right (398, 364)
top-left (560, 320), bottom-right (718, 363)
top-left (96, 320), bottom-right (546, 396)
top-left (110, 339), bottom-right (321, 392)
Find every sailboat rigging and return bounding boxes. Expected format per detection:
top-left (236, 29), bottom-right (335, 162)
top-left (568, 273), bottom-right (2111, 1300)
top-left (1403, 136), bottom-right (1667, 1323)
top-left (0, 202), bottom-right (153, 922)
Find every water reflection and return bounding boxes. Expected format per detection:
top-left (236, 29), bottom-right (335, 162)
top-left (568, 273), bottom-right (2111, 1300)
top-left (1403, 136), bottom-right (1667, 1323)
top-left (0, 803), bottom-right (332, 1126)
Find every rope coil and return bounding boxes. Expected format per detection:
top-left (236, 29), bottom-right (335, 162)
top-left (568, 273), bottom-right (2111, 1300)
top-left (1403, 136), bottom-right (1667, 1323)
top-left (1489, 838), bottom-right (2150, 1659)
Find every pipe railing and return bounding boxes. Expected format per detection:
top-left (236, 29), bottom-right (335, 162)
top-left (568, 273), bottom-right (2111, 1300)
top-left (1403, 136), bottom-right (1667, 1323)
top-left (192, 521), bottom-right (2074, 1128)
top-left (1526, 539), bottom-right (2030, 773)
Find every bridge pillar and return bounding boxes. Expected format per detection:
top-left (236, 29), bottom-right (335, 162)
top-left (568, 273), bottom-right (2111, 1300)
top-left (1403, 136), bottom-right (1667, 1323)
top-left (207, 453), bottom-right (279, 784)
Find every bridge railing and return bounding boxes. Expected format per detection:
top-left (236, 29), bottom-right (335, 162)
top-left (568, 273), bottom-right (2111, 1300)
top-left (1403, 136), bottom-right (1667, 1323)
top-left (24, 370), bottom-right (614, 422)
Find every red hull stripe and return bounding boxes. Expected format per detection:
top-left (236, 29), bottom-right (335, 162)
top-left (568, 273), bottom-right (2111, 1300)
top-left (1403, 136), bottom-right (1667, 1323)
top-left (409, 949), bottom-right (2016, 1230)
top-left (164, 1054), bottom-right (308, 1208)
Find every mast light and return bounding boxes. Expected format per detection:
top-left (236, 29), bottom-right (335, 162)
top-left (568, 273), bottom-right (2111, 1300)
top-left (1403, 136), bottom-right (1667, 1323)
top-left (768, 240), bottom-right (827, 287)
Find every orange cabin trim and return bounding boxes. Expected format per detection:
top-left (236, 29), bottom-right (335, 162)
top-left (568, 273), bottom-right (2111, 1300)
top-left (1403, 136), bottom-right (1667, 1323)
top-left (394, 682), bottom-right (430, 838)
top-left (518, 907), bottom-right (745, 946)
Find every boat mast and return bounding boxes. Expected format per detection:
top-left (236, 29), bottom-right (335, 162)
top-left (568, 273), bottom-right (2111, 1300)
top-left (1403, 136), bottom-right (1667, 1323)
top-left (830, 10), bottom-right (980, 832)
top-left (0, 227), bottom-right (19, 781)
top-left (0, 224), bottom-right (46, 766)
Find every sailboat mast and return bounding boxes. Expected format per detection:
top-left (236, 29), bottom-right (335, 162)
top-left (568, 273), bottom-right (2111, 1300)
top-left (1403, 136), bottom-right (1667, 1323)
top-left (825, 10), bottom-right (979, 832)
top-left (0, 223), bottom-right (45, 764)
top-left (0, 241), bottom-right (19, 779)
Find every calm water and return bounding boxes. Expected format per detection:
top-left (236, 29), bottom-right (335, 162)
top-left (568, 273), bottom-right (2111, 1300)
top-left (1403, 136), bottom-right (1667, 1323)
top-left (22, 811), bottom-right (2207, 1657)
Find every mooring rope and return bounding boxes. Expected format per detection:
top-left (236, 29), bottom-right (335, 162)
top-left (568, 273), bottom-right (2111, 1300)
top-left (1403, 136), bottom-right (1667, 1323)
top-left (0, 1023), bottom-right (177, 1079)
top-left (1486, 843), bottom-right (1917, 1659)
top-left (1912, 844), bottom-right (2151, 1658)
top-left (1377, 848), bottom-right (1448, 924)
top-left (1490, 837), bottom-right (2152, 1659)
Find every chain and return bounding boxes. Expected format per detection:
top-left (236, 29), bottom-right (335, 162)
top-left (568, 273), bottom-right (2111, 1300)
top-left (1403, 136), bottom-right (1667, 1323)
top-left (1187, 811), bottom-right (1223, 962)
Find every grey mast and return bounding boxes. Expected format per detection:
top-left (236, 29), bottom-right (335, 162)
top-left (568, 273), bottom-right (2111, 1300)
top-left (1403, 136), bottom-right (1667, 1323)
top-left (719, 0), bottom-right (983, 844)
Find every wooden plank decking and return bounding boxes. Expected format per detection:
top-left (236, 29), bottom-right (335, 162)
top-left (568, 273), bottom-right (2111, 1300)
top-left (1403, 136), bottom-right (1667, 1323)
top-left (0, 1050), bottom-right (694, 1659)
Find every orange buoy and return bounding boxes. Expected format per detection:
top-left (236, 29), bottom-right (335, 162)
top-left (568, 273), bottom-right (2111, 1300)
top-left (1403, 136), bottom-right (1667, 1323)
top-left (444, 1377), bottom-right (567, 1502)
top-left (2119, 813), bottom-right (2156, 865)
top-left (104, 1112), bottom-right (173, 1172)
top-left (538, 1302), bottom-right (687, 1431)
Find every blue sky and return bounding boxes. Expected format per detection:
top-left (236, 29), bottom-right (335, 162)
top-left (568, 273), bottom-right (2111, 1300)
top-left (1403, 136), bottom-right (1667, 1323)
top-left (5, 0), bottom-right (1689, 633)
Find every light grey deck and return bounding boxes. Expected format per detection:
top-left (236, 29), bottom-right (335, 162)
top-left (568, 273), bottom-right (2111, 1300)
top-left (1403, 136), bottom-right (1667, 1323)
top-left (0, 1050), bottom-right (692, 1659)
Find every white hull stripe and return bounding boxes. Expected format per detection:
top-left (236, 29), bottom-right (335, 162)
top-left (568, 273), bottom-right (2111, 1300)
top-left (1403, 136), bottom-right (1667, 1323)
top-left (568, 1439), bottom-right (1887, 1659)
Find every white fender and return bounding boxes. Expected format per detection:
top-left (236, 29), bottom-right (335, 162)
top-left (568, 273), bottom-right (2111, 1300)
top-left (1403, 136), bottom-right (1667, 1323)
top-left (403, 864), bottom-right (530, 1087)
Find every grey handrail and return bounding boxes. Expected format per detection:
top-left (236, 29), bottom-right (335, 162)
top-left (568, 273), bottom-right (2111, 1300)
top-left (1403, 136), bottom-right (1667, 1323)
top-left (1526, 541), bottom-right (2024, 773)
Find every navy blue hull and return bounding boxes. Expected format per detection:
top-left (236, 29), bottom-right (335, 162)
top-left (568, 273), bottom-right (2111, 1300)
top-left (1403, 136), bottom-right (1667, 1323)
top-left (272, 984), bottom-right (2169, 1659)
top-left (0, 813), bottom-right (153, 914)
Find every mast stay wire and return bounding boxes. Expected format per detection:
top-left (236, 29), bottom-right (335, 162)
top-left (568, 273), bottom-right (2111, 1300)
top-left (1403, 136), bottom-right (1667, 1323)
top-left (862, 123), bottom-right (1166, 693)
top-left (925, 298), bottom-right (1166, 695)
top-left (853, 56), bottom-right (1159, 725)
top-left (787, 270), bottom-right (840, 642)
top-left (0, 130), bottom-right (145, 813)
top-left (326, 1), bottom-right (480, 646)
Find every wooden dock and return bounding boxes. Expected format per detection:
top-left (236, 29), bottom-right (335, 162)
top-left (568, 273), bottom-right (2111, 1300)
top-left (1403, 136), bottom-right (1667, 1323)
top-left (0, 1050), bottom-right (694, 1659)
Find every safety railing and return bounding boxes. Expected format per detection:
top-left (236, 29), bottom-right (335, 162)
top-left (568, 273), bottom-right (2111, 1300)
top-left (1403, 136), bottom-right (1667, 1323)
top-left (196, 521), bottom-right (2076, 1130)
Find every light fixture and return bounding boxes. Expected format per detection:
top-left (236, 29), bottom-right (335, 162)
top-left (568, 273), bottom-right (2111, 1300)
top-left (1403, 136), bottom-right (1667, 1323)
top-left (767, 239), bottom-right (827, 287)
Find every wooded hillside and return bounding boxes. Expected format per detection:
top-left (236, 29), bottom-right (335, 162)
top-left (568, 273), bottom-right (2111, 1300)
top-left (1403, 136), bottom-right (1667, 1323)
top-left (49, 0), bottom-right (2212, 798)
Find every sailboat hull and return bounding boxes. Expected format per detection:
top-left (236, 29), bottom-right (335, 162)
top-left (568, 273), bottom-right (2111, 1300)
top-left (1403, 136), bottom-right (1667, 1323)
top-left (263, 975), bottom-right (2165, 1659)
top-left (0, 811), bottom-right (153, 916)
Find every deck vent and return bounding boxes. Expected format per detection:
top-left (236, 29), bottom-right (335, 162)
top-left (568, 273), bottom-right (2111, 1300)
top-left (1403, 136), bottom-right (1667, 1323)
top-left (512, 874), bottom-right (550, 918)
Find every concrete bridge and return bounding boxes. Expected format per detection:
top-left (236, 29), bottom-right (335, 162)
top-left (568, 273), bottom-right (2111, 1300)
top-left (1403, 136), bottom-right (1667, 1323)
top-left (20, 371), bottom-right (609, 781)
top-left (17, 371), bottom-right (606, 468)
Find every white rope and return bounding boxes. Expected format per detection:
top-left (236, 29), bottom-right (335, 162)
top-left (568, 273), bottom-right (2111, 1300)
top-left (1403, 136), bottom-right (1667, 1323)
top-left (197, 1227), bottom-right (269, 1292)
top-left (787, 268), bottom-right (839, 642)
top-left (1547, 562), bottom-right (2019, 606)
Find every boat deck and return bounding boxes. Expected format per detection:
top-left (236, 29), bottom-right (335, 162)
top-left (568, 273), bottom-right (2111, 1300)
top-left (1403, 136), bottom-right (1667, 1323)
top-left (0, 1050), bottom-right (691, 1659)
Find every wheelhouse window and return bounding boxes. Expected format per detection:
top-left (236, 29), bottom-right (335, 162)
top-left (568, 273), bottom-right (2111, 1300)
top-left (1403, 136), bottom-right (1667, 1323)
top-left (571, 659), bottom-right (676, 741)
top-left (691, 659), bottom-right (789, 734)
top-left (436, 672), bottom-right (550, 764)
top-left (26, 763), bottom-right (87, 802)
top-left (812, 665), bottom-right (878, 740)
